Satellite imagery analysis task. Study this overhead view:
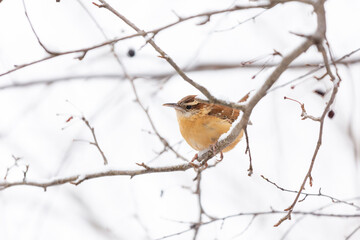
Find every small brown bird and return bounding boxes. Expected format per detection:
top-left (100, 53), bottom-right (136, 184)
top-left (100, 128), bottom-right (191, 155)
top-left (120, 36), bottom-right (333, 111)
top-left (163, 95), bottom-right (243, 161)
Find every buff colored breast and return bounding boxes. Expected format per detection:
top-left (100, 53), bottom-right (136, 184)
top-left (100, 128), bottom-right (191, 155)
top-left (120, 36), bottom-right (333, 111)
top-left (176, 111), bottom-right (243, 153)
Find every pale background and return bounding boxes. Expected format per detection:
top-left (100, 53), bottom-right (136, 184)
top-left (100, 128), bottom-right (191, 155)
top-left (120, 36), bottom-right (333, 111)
top-left (0, 0), bottom-right (359, 239)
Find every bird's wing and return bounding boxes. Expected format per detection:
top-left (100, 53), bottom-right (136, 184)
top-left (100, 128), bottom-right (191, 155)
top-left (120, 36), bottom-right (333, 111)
top-left (207, 104), bottom-right (240, 124)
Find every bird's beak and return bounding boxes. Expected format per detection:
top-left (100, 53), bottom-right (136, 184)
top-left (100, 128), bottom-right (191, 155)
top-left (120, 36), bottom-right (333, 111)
top-left (163, 103), bottom-right (183, 111)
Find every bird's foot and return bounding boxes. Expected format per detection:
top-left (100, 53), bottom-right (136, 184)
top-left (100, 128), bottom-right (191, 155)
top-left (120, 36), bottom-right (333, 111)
top-left (191, 153), bottom-right (198, 163)
top-left (190, 153), bottom-right (199, 168)
top-left (209, 144), bottom-right (224, 162)
top-left (190, 153), bottom-right (208, 170)
top-left (216, 151), bottom-right (224, 163)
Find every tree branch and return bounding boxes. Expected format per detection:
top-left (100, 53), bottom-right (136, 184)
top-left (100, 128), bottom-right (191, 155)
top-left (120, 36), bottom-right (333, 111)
top-left (0, 163), bottom-right (192, 191)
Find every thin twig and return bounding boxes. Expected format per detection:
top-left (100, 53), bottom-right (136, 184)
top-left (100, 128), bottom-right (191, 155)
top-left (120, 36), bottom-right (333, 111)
top-left (22, 0), bottom-right (58, 55)
top-left (155, 227), bottom-right (194, 240)
top-left (261, 175), bottom-right (360, 210)
top-left (192, 171), bottom-right (203, 240)
top-left (269, 46), bottom-right (360, 93)
top-left (244, 127), bottom-right (253, 176)
top-left (283, 96), bottom-right (320, 121)
top-left (231, 215), bottom-right (257, 239)
top-left (345, 225), bottom-right (360, 240)
top-left (4, 155), bottom-right (26, 180)
top-left (215, 9), bottom-right (269, 32)
top-left (81, 116), bottom-right (108, 165)
top-left (317, 43), bottom-right (335, 80)
top-left (155, 209), bottom-right (360, 240)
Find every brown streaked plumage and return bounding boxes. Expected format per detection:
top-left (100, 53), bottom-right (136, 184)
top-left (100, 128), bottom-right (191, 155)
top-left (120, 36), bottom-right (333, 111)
top-left (163, 95), bottom-right (243, 153)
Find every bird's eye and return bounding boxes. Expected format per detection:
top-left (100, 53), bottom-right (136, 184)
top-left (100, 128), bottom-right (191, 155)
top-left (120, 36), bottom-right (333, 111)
top-left (186, 105), bottom-right (192, 110)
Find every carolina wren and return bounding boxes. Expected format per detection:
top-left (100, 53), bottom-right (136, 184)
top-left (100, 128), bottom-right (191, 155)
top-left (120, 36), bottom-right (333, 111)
top-left (163, 95), bottom-right (243, 157)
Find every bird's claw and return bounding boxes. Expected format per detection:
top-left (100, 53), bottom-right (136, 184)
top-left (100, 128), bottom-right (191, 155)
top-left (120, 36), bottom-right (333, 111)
top-left (210, 144), bottom-right (223, 162)
top-left (190, 153), bottom-right (208, 170)
top-left (216, 151), bottom-right (224, 162)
